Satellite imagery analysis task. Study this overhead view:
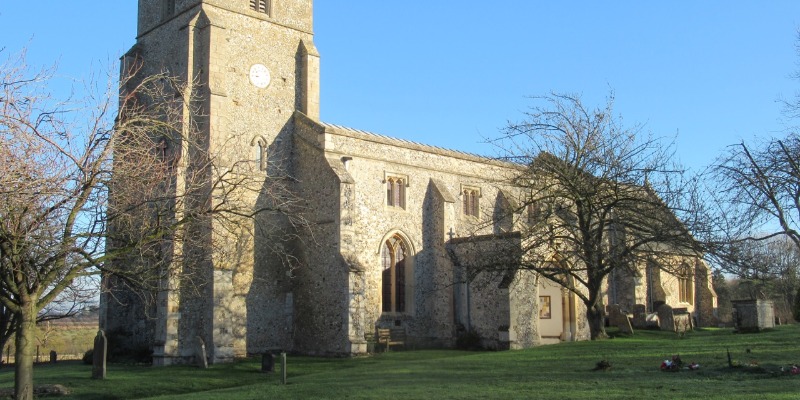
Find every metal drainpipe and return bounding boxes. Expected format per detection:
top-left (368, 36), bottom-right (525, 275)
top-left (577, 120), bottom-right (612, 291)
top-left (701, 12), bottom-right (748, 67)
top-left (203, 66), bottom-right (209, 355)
top-left (466, 279), bottom-right (472, 330)
top-left (610, 267), bottom-right (617, 305)
top-left (647, 265), bottom-right (654, 312)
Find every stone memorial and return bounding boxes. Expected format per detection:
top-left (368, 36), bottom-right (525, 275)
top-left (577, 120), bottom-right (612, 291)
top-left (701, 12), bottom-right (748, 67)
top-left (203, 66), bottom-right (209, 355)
top-left (732, 300), bottom-right (775, 332)
top-left (631, 304), bottom-right (647, 329)
top-left (91, 330), bottom-right (107, 380)
top-left (195, 336), bottom-right (208, 369)
top-left (607, 305), bottom-right (634, 334)
top-left (673, 311), bottom-right (692, 334)
top-left (657, 304), bottom-right (675, 332)
top-left (261, 352), bottom-right (275, 373)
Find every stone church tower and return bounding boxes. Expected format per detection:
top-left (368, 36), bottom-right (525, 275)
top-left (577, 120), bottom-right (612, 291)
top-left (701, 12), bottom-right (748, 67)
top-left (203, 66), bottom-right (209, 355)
top-left (105, 0), bottom-right (320, 365)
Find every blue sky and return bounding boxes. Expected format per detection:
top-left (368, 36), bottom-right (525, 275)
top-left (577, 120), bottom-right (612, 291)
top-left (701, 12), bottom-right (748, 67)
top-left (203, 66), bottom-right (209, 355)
top-left (3, 2), bottom-right (800, 171)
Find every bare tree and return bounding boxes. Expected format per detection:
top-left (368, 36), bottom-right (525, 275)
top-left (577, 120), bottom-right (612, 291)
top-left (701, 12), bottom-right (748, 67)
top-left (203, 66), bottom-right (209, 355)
top-left (0, 49), bottom-right (308, 399)
top-left (700, 135), bottom-right (800, 298)
top-left (716, 238), bottom-right (800, 322)
top-left (0, 50), bottom-right (114, 399)
top-left (479, 92), bottom-right (700, 339)
top-left (781, 30), bottom-right (800, 120)
top-left (698, 32), bottom-right (800, 317)
top-left (707, 135), bottom-right (800, 251)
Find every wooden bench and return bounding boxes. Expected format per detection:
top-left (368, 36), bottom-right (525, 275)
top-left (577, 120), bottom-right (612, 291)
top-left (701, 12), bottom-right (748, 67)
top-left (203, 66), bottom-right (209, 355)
top-left (377, 328), bottom-right (406, 351)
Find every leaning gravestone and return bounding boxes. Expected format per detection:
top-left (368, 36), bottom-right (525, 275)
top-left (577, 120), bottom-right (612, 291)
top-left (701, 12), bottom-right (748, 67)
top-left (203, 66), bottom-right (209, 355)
top-left (91, 330), bottom-right (107, 380)
top-left (608, 305), bottom-right (634, 335)
top-left (657, 304), bottom-right (675, 332)
top-left (618, 313), bottom-right (634, 335)
top-left (195, 336), bottom-right (208, 369)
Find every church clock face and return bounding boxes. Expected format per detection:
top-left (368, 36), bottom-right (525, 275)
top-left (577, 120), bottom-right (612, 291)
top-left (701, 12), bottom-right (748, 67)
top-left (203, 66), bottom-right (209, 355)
top-left (249, 64), bottom-right (271, 88)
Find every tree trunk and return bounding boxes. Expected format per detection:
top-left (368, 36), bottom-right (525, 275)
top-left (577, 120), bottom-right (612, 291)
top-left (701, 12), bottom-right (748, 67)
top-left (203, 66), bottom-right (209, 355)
top-left (14, 303), bottom-right (36, 400)
top-left (586, 302), bottom-right (608, 340)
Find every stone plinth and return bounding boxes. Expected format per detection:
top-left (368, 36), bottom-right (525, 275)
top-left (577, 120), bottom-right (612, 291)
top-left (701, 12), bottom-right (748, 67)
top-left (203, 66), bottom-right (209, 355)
top-left (732, 300), bottom-right (774, 333)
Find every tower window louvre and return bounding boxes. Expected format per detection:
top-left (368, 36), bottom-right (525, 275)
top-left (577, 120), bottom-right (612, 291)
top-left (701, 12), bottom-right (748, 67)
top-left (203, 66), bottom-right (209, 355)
top-left (250, 0), bottom-right (271, 15)
top-left (161, 0), bottom-right (175, 21)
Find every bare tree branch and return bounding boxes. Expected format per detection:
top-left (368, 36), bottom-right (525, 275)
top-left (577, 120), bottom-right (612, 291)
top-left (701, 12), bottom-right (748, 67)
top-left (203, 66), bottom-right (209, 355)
top-left (462, 92), bottom-right (702, 339)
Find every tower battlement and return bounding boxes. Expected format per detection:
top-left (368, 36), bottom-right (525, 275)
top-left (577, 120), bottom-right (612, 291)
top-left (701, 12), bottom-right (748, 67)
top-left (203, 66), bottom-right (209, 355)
top-left (137, 0), bottom-right (313, 38)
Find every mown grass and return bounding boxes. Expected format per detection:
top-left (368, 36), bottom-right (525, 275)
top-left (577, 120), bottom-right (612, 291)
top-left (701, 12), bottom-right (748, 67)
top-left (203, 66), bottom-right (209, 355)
top-left (1, 325), bottom-right (799, 399)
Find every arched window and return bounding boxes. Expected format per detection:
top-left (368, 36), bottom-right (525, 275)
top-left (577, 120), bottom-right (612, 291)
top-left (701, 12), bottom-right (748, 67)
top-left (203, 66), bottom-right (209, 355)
top-left (386, 177), bottom-right (405, 209)
top-left (251, 136), bottom-right (267, 171)
top-left (678, 264), bottom-right (693, 305)
top-left (463, 188), bottom-right (480, 217)
top-left (382, 235), bottom-right (407, 313)
top-left (156, 137), bottom-right (177, 174)
top-left (256, 140), bottom-right (266, 171)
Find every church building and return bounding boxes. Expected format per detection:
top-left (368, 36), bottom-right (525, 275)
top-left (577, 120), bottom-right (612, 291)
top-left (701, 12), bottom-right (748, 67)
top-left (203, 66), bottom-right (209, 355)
top-left (103, 0), bottom-right (717, 365)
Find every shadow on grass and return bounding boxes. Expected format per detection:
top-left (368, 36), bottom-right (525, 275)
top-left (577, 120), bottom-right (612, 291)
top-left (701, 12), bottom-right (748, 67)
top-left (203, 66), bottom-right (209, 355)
top-left (2, 326), bottom-right (800, 399)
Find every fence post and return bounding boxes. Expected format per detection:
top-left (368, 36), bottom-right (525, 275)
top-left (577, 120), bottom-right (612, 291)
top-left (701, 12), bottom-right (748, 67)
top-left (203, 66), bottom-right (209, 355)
top-left (281, 352), bottom-right (287, 385)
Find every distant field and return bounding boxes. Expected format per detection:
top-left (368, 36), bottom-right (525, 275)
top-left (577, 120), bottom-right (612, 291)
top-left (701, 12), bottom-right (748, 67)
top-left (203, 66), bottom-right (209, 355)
top-left (1, 325), bottom-right (799, 399)
top-left (1, 322), bottom-right (97, 364)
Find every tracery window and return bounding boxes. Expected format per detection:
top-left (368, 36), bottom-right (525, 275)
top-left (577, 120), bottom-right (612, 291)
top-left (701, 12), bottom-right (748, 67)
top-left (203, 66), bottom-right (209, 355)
top-left (250, 0), bottom-right (271, 15)
top-left (463, 187), bottom-right (480, 217)
top-left (386, 176), bottom-right (406, 209)
top-left (382, 236), bottom-right (407, 313)
top-left (678, 265), bottom-right (694, 304)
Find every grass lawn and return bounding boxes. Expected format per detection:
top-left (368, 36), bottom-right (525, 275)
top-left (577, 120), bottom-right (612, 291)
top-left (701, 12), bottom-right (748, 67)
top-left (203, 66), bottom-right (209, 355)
top-left (1, 325), bottom-right (799, 399)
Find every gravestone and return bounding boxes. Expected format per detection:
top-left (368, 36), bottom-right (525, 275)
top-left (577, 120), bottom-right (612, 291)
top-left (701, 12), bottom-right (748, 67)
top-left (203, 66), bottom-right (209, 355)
top-left (645, 312), bottom-right (660, 328)
top-left (49, 350), bottom-right (57, 364)
top-left (607, 305), bottom-right (634, 334)
top-left (195, 336), bottom-right (208, 369)
top-left (674, 313), bottom-right (691, 334)
top-left (657, 304), bottom-right (675, 332)
top-left (607, 304), bottom-right (622, 325)
top-left (732, 300), bottom-right (775, 332)
top-left (618, 314), bottom-right (634, 334)
top-left (91, 330), bottom-right (107, 380)
top-left (261, 352), bottom-right (275, 373)
top-left (631, 304), bottom-right (647, 329)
